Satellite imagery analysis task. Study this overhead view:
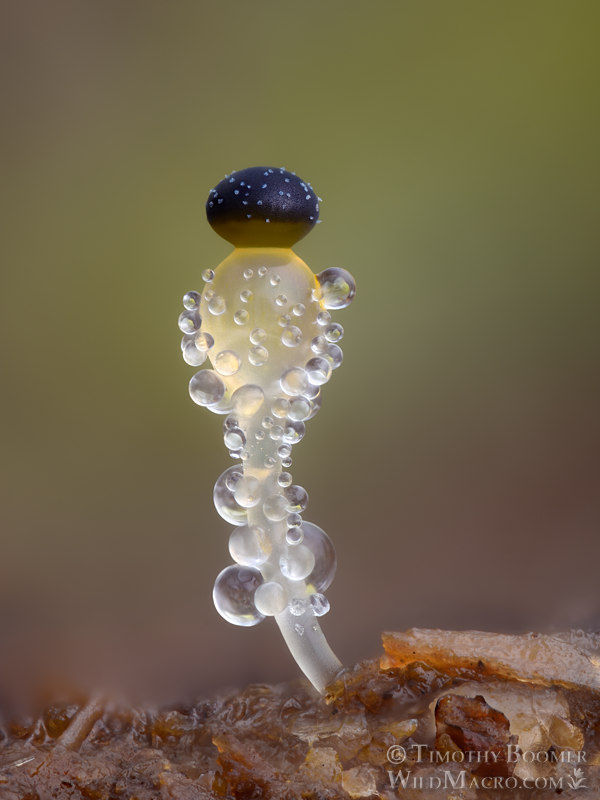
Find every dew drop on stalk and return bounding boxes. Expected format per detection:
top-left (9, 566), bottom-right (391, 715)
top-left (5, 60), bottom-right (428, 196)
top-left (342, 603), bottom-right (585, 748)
top-left (213, 565), bottom-right (264, 626)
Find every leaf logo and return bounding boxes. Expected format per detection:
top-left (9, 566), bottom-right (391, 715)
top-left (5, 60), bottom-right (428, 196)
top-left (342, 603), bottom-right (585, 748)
top-left (566, 767), bottom-right (587, 790)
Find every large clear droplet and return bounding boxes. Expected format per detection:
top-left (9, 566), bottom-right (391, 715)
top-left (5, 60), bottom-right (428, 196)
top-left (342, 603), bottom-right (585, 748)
top-left (233, 475), bottom-right (262, 508)
top-left (305, 357), bottom-right (332, 386)
top-left (316, 268), bottom-right (356, 309)
top-left (281, 326), bottom-right (302, 347)
top-left (234, 309), bottom-right (249, 326)
top-left (288, 397), bottom-right (311, 421)
top-left (232, 385), bottom-right (265, 417)
top-left (215, 350), bottom-right (241, 376)
top-left (182, 337), bottom-right (207, 367)
top-left (301, 521), bottom-right (337, 592)
top-left (324, 322), bottom-right (344, 342)
top-left (280, 368), bottom-right (308, 396)
top-left (223, 426), bottom-right (245, 452)
top-left (229, 525), bottom-right (271, 566)
top-left (282, 420), bottom-right (305, 445)
top-left (248, 346), bottom-right (268, 366)
top-left (280, 544), bottom-right (315, 581)
top-left (183, 291), bottom-right (201, 310)
top-left (249, 328), bottom-right (266, 345)
top-left (324, 343), bottom-right (343, 370)
top-left (284, 484), bottom-right (309, 513)
top-left (213, 565), bottom-right (264, 626)
top-left (254, 581), bottom-right (287, 616)
top-left (178, 309), bottom-right (202, 334)
top-left (189, 370), bottom-right (225, 406)
top-left (195, 332), bottom-right (215, 352)
top-left (263, 494), bottom-right (288, 521)
top-left (213, 465), bottom-right (248, 525)
top-left (208, 295), bottom-right (227, 315)
top-left (310, 593), bottom-right (330, 617)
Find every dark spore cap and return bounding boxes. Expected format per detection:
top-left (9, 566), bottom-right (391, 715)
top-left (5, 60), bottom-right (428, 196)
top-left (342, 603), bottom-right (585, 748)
top-left (206, 166), bottom-right (320, 247)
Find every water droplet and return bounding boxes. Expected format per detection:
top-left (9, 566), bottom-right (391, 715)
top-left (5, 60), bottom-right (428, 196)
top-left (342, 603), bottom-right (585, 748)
top-left (305, 357), bottom-right (332, 386)
top-left (229, 525), bottom-right (271, 567)
top-left (254, 581), bottom-right (287, 616)
top-left (305, 393), bottom-right (322, 420)
top-left (223, 426), bottom-right (245, 451)
top-left (272, 397), bottom-right (289, 418)
top-left (325, 322), bottom-right (344, 342)
top-left (281, 326), bottom-right (302, 347)
top-left (278, 314), bottom-right (292, 327)
top-left (284, 484), bottom-right (309, 513)
top-left (301, 522), bottom-right (337, 592)
top-left (234, 309), bottom-right (249, 325)
top-left (277, 444), bottom-right (292, 459)
top-left (261, 415), bottom-right (274, 429)
top-left (204, 289), bottom-right (215, 301)
top-left (282, 420), bottom-right (305, 445)
top-left (232, 385), bottom-right (264, 417)
top-left (269, 424), bottom-right (284, 441)
top-left (324, 343), bottom-right (343, 369)
top-left (258, 266), bottom-right (267, 277)
top-left (183, 290), bottom-right (201, 310)
top-left (213, 465), bottom-right (247, 525)
top-left (316, 311), bottom-right (331, 326)
top-left (243, 268), bottom-right (254, 280)
top-left (189, 370), bottom-right (225, 406)
top-left (317, 268), bottom-right (356, 309)
top-left (288, 397), bottom-right (311, 421)
top-left (303, 381), bottom-right (320, 399)
top-left (264, 456), bottom-right (276, 468)
top-left (208, 295), bottom-right (226, 315)
top-left (275, 294), bottom-right (288, 307)
top-left (234, 475), bottom-right (262, 508)
top-left (240, 289), bottom-right (253, 303)
top-left (311, 335), bottom-right (327, 354)
top-left (310, 593), bottom-right (330, 617)
top-left (286, 526), bottom-right (304, 545)
top-left (281, 457), bottom-right (292, 468)
top-left (289, 597), bottom-right (307, 616)
top-left (178, 309), bottom-right (202, 334)
top-left (292, 303), bottom-right (305, 317)
top-left (182, 338), bottom-right (207, 367)
top-left (250, 328), bottom-right (266, 345)
top-left (263, 494), bottom-right (288, 521)
top-left (202, 268), bottom-right (215, 282)
top-left (287, 512), bottom-right (302, 529)
top-left (281, 368), bottom-right (309, 396)
top-left (213, 565), bottom-right (264, 626)
top-left (278, 471), bottom-right (292, 488)
top-left (215, 350), bottom-right (241, 376)
top-left (269, 274), bottom-right (281, 287)
top-left (255, 429), bottom-right (265, 441)
top-left (280, 544), bottom-right (315, 580)
top-left (195, 332), bottom-right (215, 352)
top-left (248, 345), bottom-right (268, 366)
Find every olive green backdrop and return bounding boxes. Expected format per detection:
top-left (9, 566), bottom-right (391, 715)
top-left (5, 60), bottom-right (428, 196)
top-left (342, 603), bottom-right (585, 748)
top-left (1, 0), bottom-right (599, 702)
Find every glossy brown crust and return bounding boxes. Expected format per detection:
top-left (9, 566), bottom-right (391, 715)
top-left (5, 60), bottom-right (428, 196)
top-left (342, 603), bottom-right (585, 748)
top-left (2, 630), bottom-right (599, 798)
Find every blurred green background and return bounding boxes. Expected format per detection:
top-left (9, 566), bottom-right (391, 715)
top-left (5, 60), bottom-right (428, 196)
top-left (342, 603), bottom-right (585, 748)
top-left (1, 0), bottom-right (599, 702)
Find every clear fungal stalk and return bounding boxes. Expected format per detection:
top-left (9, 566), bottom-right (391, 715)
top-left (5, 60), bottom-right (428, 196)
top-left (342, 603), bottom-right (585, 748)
top-left (178, 167), bottom-right (356, 694)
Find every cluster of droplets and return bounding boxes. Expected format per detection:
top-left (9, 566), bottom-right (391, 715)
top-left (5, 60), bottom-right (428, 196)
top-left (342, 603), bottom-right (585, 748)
top-left (179, 256), bottom-right (355, 636)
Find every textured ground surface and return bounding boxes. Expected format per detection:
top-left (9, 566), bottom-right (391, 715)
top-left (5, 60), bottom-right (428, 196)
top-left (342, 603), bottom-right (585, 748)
top-left (1, 629), bottom-right (599, 799)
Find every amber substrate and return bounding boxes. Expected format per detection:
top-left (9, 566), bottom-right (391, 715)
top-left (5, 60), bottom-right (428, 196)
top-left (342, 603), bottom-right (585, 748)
top-left (1, 629), bottom-right (598, 799)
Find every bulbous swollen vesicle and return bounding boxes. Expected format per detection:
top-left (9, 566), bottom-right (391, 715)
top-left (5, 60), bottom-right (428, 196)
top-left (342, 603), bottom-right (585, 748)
top-left (179, 166), bottom-right (356, 693)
